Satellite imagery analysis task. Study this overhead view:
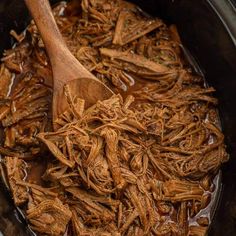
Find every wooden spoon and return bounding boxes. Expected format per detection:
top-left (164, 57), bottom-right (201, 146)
top-left (24, 0), bottom-right (113, 127)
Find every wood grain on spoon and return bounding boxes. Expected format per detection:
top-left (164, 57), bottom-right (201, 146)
top-left (24, 0), bottom-right (113, 127)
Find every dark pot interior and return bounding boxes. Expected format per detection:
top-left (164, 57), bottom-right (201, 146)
top-left (0, 0), bottom-right (236, 235)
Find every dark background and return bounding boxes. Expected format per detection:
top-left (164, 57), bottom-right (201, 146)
top-left (1, 0), bottom-right (236, 235)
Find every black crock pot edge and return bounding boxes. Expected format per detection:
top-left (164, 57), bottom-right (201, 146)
top-left (207, 0), bottom-right (236, 47)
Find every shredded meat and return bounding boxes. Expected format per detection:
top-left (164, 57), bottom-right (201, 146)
top-left (0, 0), bottom-right (229, 235)
top-left (27, 198), bottom-right (71, 235)
top-left (0, 64), bottom-right (12, 99)
top-left (4, 157), bottom-right (28, 205)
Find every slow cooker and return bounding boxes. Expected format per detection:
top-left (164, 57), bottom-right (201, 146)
top-left (0, 0), bottom-right (236, 235)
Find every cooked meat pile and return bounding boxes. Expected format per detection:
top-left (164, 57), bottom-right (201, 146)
top-left (0, 0), bottom-right (229, 235)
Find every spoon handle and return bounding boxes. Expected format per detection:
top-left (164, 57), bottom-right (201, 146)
top-left (24, 0), bottom-right (66, 59)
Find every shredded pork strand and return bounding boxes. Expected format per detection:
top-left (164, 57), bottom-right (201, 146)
top-left (0, 0), bottom-right (229, 235)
